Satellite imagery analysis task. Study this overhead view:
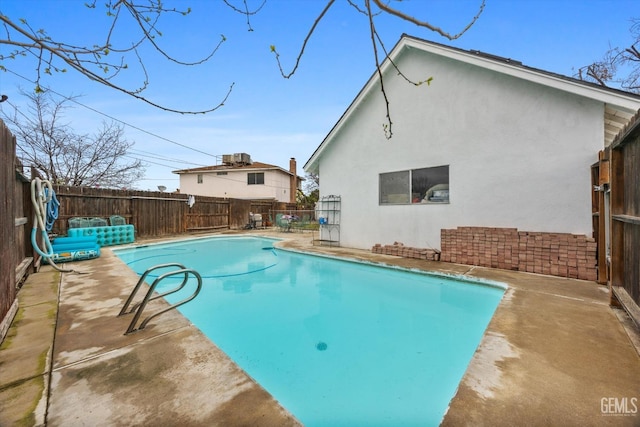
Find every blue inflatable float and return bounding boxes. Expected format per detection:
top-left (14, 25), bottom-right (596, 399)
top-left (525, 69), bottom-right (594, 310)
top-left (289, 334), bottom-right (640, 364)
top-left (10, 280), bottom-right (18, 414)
top-left (47, 236), bottom-right (101, 264)
top-left (67, 224), bottom-right (135, 246)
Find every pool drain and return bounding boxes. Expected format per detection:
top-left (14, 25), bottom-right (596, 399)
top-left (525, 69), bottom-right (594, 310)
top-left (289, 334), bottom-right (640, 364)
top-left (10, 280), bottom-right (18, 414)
top-left (316, 342), bottom-right (328, 351)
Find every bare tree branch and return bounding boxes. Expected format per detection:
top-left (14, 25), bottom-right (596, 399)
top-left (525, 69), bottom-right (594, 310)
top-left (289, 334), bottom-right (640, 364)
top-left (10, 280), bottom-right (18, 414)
top-left (1, 0), bottom-right (488, 133)
top-left (269, 0), bottom-right (483, 138)
top-left (222, 0), bottom-right (267, 31)
top-left (1, 90), bottom-right (145, 188)
top-left (270, 0), bottom-right (336, 79)
top-left (363, 3), bottom-right (436, 139)
top-left (575, 18), bottom-right (640, 94)
top-left (0, 1), bottom-right (234, 114)
top-left (371, 0), bottom-right (485, 40)
top-left (364, 0), bottom-right (393, 138)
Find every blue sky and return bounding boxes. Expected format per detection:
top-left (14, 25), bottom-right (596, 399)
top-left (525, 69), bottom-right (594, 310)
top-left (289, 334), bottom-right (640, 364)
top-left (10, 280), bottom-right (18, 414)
top-left (0, 0), bottom-right (637, 191)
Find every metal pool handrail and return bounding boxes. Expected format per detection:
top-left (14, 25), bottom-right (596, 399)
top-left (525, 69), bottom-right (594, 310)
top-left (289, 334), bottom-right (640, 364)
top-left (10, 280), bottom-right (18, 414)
top-left (119, 263), bottom-right (202, 335)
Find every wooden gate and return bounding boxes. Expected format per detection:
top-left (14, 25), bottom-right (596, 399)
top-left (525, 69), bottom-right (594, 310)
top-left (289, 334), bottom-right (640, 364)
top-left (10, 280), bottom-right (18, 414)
top-left (604, 111), bottom-right (640, 323)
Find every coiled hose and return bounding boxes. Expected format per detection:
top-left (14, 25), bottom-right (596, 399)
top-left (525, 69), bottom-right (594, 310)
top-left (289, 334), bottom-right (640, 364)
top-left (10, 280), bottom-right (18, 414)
top-left (30, 178), bottom-right (84, 274)
top-left (44, 186), bottom-right (59, 232)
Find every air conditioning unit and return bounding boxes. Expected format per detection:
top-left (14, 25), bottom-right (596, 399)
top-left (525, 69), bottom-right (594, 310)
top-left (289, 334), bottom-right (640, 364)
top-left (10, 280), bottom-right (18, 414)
top-left (234, 153), bottom-right (252, 164)
top-left (222, 154), bottom-right (234, 165)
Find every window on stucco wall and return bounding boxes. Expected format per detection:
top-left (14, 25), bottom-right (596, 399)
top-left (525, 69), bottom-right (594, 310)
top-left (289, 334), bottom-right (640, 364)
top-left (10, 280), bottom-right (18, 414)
top-left (379, 165), bottom-right (449, 205)
top-left (197, 174), bottom-right (203, 184)
top-left (247, 172), bottom-right (265, 185)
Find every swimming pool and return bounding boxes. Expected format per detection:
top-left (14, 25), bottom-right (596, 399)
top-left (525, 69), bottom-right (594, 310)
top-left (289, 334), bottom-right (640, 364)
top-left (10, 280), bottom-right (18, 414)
top-left (115, 236), bottom-right (505, 426)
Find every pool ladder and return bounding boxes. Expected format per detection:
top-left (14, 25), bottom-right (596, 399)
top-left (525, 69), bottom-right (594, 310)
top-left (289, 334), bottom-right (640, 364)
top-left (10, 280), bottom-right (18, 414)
top-left (119, 263), bottom-right (202, 335)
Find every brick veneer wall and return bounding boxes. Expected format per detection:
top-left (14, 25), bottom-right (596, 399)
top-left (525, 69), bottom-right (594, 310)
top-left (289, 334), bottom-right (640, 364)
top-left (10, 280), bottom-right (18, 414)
top-left (440, 227), bottom-right (597, 281)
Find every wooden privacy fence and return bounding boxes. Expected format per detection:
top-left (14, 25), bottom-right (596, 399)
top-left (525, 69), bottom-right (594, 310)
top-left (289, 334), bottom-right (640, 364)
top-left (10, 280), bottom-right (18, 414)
top-left (592, 110), bottom-right (640, 327)
top-left (602, 111), bottom-right (640, 322)
top-left (51, 186), bottom-right (295, 238)
top-left (53, 186), bottom-right (226, 237)
top-left (0, 120), bottom-right (34, 342)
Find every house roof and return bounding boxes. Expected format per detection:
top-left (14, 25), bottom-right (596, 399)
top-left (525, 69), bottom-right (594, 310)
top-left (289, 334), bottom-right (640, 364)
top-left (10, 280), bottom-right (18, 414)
top-left (173, 161), bottom-right (299, 178)
top-left (304, 34), bottom-right (640, 173)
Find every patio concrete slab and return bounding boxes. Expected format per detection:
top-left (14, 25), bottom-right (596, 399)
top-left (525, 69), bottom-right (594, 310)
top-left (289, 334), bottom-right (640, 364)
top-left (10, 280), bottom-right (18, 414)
top-left (1, 230), bottom-right (639, 426)
top-left (0, 267), bottom-right (57, 427)
top-left (0, 376), bottom-right (48, 426)
top-left (443, 268), bottom-right (640, 426)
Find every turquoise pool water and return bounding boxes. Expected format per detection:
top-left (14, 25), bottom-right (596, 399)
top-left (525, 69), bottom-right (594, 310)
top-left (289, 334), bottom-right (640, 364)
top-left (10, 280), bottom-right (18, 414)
top-left (114, 236), bottom-right (505, 426)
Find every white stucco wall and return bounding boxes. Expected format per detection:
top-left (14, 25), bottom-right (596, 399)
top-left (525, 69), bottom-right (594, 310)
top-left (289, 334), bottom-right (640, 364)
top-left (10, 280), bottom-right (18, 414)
top-left (178, 169), bottom-right (291, 201)
top-left (316, 48), bottom-right (605, 251)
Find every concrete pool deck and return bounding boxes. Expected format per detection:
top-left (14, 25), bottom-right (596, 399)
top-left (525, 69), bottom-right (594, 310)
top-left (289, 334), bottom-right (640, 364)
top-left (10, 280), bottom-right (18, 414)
top-left (1, 230), bottom-right (639, 426)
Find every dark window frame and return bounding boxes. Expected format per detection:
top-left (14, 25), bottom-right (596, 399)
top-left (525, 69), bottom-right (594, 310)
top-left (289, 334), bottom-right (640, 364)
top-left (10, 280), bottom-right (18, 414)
top-left (247, 172), bottom-right (265, 185)
top-left (379, 165), bottom-right (449, 205)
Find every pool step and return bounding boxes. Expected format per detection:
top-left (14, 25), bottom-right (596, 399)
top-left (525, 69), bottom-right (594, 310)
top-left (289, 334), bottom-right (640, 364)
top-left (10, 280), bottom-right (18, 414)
top-left (118, 263), bottom-right (202, 335)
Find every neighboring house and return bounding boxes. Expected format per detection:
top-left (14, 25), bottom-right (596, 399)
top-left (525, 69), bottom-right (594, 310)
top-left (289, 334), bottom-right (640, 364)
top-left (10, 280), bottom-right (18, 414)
top-left (304, 34), bottom-right (640, 254)
top-left (174, 154), bottom-right (301, 203)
